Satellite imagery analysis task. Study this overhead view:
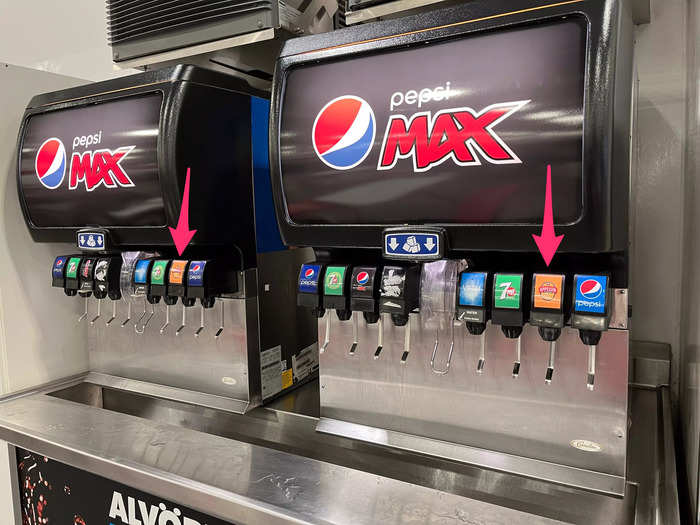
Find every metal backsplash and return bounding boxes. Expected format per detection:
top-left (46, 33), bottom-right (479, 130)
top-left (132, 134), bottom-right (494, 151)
top-left (316, 294), bottom-right (629, 496)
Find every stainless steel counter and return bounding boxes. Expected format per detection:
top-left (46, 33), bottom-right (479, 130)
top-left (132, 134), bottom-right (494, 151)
top-left (0, 372), bottom-right (678, 524)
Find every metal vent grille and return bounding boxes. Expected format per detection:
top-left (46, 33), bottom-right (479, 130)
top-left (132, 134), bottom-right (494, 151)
top-left (107, 0), bottom-right (274, 45)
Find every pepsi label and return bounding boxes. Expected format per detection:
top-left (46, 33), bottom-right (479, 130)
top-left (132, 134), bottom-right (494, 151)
top-left (52, 256), bottom-right (67, 279)
top-left (299, 264), bottom-right (322, 294)
top-left (351, 267), bottom-right (377, 298)
top-left (187, 261), bottom-right (206, 287)
top-left (574, 275), bottom-right (608, 315)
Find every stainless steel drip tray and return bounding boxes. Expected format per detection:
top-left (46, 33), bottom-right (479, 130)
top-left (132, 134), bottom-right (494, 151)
top-left (0, 375), bottom-right (676, 524)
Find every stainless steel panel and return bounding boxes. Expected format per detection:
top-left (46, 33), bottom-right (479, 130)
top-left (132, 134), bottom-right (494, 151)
top-left (630, 341), bottom-right (671, 387)
top-left (318, 312), bottom-right (628, 492)
top-left (0, 376), bottom-right (682, 523)
top-left (88, 295), bottom-right (261, 405)
top-left (0, 394), bottom-right (576, 525)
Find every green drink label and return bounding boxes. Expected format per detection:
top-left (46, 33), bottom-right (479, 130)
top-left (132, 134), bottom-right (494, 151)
top-left (151, 260), bottom-right (168, 285)
top-left (493, 274), bottom-right (523, 309)
top-left (66, 257), bottom-right (81, 279)
top-left (324, 266), bottom-right (347, 296)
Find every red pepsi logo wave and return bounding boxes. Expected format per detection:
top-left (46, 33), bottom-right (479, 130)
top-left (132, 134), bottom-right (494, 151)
top-left (312, 96), bottom-right (375, 170)
top-left (580, 279), bottom-right (602, 299)
top-left (35, 138), bottom-right (66, 189)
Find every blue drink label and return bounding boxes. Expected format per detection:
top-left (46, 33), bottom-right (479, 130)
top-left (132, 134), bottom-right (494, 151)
top-left (133, 260), bottom-right (150, 284)
top-left (188, 260), bottom-right (206, 287)
top-left (52, 256), bottom-right (67, 279)
top-left (299, 264), bottom-right (322, 293)
top-left (574, 275), bottom-right (608, 314)
top-left (459, 272), bottom-right (487, 307)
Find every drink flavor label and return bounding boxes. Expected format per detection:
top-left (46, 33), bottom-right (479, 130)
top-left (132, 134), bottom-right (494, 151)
top-left (324, 266), bottom-right (347, 296)
top-left (150, 260), bottom-right (168, 285)
top-left (66, 257), bottom-right (81, 279)
top-left (574, 274), bottom-right (608, 315)
top-left (533, 274), bottom-right (564, 310)
top-left (493, 274), bottom-right (523, 309)
top-left (299, 264), bottom-right (322, 293)
top-left (459, 272), bottom-right (487, 307)
top-left (188, 261), bottom-right (206, 287)
top-left (168, 260), bottom-right (188, 285)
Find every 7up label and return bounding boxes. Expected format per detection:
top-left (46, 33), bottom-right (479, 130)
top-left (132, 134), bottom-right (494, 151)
top-left (324, 266), bottom-right (346, 296)
top-left (494, 274), bottom-right (523, 309)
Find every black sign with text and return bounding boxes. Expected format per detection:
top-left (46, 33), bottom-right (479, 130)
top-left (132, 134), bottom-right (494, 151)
top-left (16, 448), bottom-right (233, 524)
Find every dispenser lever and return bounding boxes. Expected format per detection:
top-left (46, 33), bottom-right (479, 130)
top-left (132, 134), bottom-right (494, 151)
top-left (349, 311), bottom-right (358, 355)
top-left (78, 296), bottom-right (89, 323)
top-left (215, 300), bottom-right (225, 338)
top-left (374, 315), bottom-right (383, 359)
top-left (90, 299), bottom-right (101, 325)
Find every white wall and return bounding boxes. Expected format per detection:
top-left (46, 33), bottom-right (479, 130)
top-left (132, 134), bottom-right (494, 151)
top-left (0, 0), bottom-right (131, 81)
top-left (0, 64), bottom-right (90, 395)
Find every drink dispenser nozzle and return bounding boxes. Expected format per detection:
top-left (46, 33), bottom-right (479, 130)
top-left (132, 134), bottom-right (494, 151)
top-left (77, 258), bottom-right (97, 323)
top-left (456, 272), bottom-right (490, 373)
top-left (491, 274), bottom-right (527, 378)
top-left (349, 267), bottom-right (381, 355)
top-left (378, 265), bottom-right (420, 361)
top-left (529, 274), bottom-right (566, 384)
top-left (93, 256), bottom-right (122, 325)
top-left (321, 265), bottom-right (352, 353)
top-left (571, 275), bottom-right (610, 391)
top-left (185, 259), bottom-right (239, 338)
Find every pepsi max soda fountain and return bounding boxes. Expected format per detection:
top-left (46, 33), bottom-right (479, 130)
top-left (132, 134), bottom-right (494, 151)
top-left (270, 0), bottom-right (633, 496)
top-left (19, 65), bottom-right (317, 411)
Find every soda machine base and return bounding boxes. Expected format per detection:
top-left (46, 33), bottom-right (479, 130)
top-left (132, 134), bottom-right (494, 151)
top-left (0, 352), bottom-right (678, 524)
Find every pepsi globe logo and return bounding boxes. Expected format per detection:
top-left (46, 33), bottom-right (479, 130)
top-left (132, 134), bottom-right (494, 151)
top-left (35, 138), bottom-right (66, 189)
top-left (191, 264), bottom-right (201, 273)
top-left (304, 268), bottom-right (315, 279)
top-left (356, 271), bottom-right (370, 285)
top-left (312, 96), bottom-right (376, 170)
top-left (580, 279), bottom-right (603, 299)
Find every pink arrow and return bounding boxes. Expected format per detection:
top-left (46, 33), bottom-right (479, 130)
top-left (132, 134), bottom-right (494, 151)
top-left (532, 165), bottom-right (564, 266)
top-left (168, 167), bottom-right (197, 256)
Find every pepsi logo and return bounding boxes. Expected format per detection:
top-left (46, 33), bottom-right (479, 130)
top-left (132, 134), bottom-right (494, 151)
top-left (312, 96), bottom-right (376, 170)
top-left (35, 138), bottom-right (66, 189)
top-left (304, 268), bottom-right (315, 279)
top-left (580, 279), bottom-right (603, 299)
top-left (191, 264), bottom-right (201, 273)
top-left (56, 259), bottom-right (64, 267)
top-left (356, 271), bottom-right (370, 285)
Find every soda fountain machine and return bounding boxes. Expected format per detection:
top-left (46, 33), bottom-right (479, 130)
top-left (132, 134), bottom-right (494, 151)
top-left (18, 65), bottom-right (317, 412)
top-left (270, 0), bottom-right (632, 495)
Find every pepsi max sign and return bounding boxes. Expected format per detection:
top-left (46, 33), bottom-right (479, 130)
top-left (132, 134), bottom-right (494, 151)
top-left (299, 264), bottom-right (322, 293)
top-left (279, 19), bottom-right (586, 226)
top-left (19, 93), bottom-right (165, 228)
top-left (313, 89), bottom-right (527, 173)
top-left (33, 130), bottom-right (134, 192)
top-left (574, 275), bottom-right (608, 315)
